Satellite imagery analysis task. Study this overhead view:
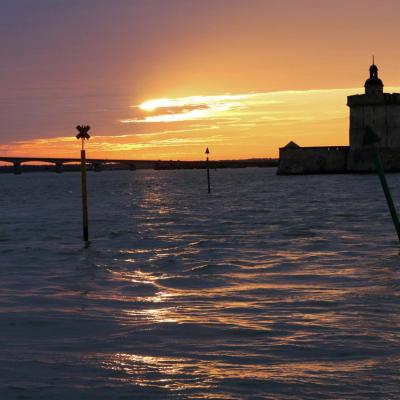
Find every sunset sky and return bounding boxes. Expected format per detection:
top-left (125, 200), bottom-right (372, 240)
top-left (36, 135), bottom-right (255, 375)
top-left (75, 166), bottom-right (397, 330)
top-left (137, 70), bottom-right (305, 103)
top-left (1, 0), bottom-right (400, 160)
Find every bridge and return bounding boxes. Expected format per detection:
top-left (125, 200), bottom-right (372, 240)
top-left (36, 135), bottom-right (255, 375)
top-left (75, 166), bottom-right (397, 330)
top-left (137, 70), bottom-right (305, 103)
top-left (0, 157), bottom-right (155, 174)
top-left (0, 156), bottom-right (279, 174)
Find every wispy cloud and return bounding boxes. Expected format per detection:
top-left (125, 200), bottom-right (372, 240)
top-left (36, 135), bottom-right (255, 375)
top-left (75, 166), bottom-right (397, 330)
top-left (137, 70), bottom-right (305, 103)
top-left (121, 93), bottom-right (259, 123)
top-left (90, 135), bottom-right (226, 152)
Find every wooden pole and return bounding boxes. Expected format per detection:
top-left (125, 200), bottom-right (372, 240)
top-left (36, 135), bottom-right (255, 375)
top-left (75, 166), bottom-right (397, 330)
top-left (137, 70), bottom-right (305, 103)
top-left (81, 148), bottom-right (89, 242)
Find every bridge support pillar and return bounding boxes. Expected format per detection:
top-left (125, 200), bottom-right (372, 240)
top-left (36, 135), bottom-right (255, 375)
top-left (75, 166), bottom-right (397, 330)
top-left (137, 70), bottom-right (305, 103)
top-left (13, 162), bottom-right (21, 175)
top-left (55, 162), bottom-right (63, 173)
top-left (93, 162), bottom-right (103, 172)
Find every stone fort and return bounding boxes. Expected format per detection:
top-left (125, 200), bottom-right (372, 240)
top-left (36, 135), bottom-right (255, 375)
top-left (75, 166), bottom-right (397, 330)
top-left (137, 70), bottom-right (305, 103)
top-left (278, 62), bottom-right (400, 174)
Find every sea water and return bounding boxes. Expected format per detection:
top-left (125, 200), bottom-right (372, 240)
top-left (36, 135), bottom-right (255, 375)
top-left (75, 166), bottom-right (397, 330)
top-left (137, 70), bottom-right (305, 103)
top-left (0, 168), bottom-right (399, 399)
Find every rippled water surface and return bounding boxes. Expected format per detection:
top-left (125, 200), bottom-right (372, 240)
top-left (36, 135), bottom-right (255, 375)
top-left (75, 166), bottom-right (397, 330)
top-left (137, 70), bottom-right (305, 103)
top-left (1, 168), bottom-right (399, 399)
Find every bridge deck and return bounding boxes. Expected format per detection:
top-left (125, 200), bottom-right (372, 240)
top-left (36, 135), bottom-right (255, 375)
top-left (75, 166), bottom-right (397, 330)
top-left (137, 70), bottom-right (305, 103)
top-left (0, 157), bottom-right (155, 164)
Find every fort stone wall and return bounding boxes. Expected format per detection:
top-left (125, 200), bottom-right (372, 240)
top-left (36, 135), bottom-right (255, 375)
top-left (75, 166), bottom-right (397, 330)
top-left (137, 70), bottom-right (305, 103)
top-left (278, 145), bottom-right (400, 174)
top-left (277, 146), bottom-right (348, 175)
top-left (347, 147), bottom-right (400, 172)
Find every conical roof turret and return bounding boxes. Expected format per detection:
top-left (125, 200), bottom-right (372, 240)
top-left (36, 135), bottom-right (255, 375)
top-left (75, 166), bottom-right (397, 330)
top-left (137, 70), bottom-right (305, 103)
top-left (364, 59), bottom-right (383, 95)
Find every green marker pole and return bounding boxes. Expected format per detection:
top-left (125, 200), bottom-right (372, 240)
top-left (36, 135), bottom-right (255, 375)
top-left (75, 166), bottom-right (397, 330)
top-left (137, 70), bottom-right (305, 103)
top-left (364, 126), bottom-right (400, 242)
top-left (372, 152), bottom-right (400, 242)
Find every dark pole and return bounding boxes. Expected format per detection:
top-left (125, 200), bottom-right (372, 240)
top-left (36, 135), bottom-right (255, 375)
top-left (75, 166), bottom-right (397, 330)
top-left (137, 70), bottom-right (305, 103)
top-left (364, 126), bottom-right (400, 242)
top-left (205, 147), bottom-right (211, 193)
top-left (76, 125), bottom-right (91, 242)
top-left (81, 148), bottom-right (89, 241)
top-left (373, 152), bottom-right (400, 241)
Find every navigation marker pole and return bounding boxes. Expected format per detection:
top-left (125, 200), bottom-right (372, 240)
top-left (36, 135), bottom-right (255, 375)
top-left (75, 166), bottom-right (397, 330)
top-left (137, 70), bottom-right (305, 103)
top-left (206, 147), bottom-right (211, 193)
top-left (76, 125), bottom-right (91, 242)
top-left (364, 126), bottom-right (400, 242)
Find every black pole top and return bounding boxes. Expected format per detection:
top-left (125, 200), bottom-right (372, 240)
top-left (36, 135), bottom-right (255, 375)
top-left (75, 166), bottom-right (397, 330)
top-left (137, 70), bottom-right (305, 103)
top-left (76, 125), bottom-right (91, 140)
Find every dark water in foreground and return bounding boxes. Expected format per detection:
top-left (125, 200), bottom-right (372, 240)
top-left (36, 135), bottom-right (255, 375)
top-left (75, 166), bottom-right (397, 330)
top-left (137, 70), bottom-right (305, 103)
top-left (0, 168), bottom-right (399, 399)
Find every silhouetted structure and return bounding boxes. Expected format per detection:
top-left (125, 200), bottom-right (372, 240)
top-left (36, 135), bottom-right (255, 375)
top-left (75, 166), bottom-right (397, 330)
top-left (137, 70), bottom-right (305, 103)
top-left (0, 157), bottom-right (278, 174)
top-left (76, 125), bottom-right (91, 148)
top-left (278, 62), bottom-right (400, 174)
top-left (205, 147), bottom-right (211, 193)
top-left (77, 125), bottom-right (90, 242)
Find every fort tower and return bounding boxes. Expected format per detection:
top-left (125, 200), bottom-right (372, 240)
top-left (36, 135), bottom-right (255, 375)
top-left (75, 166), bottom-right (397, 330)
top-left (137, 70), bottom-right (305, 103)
top-left (347, 62), bottom-right (400, 148)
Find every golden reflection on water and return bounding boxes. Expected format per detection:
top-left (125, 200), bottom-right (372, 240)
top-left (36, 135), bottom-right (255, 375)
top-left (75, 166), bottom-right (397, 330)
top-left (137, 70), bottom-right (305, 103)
top-left (91, 249), bottom-right (400, 399)
top-left (100, 254), bottom-right (400, 394)
top-left (103, 353), bottom-right (206, 390)
top-left (124, 307), bottom-right (179, 323)
top-left (111, 269), bottom-right (162, 284)
top-left (106, 269), bottom-right (177, 305)
top-left (102, 351), bottom-right (382, 391)
top-left (106, 264), bottom-right (361, 330)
